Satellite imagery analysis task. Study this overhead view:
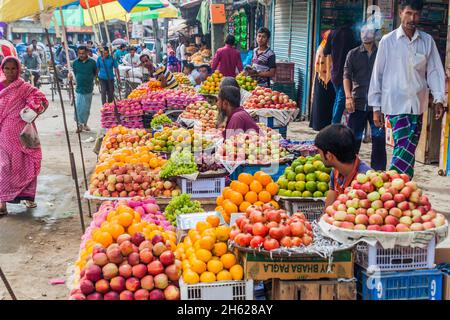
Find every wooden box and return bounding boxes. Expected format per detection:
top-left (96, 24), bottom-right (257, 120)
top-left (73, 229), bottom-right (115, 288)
top-left (270, 279), bottom-right (356, 300)
top-left (416, 101), bottom-right (442, 164)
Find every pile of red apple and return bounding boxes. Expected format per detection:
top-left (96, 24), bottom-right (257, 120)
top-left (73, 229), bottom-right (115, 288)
top-left (322, 170), bottom-right (447, 232)
top-left (243, 87), bottom-right (297, 110)
top-left (180, 101), bottom-right (219, 132)
top-left (230, 204), bottom-right (313, 251)
top-left (70, 233), bottom-right (181, 300)
top-left (101, 99), bottom-right (144, 129)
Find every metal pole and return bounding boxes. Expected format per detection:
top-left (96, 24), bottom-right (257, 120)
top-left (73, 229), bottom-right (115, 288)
top-left (0, 267), bottom-right (17, 300)
top-left (93, 6), bottom-right (104, 44)
top-left (85, 0), bottom-right (100, 45)
top-left (98, 0), bottom-right (112, 48)
top-left (44, 28), bottom-right (86, 234)
top-left (59, 8), bottom-right (92, 217)
top-left (125, 15), bottom-right (130, 41)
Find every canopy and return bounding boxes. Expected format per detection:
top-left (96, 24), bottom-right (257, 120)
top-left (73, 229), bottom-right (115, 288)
top-left (0, 0), bottom-right (76, 22)
top-left (82, 1), bottom-right (147, 25)
top-left (80, 0), bottom-right (164, 12)
top-left (130, 2), bottom-right (180, 21)
top-left (52, 7), bottom-right (85, 27)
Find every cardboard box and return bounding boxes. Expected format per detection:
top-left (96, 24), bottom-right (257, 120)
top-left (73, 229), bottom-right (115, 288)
top-left (435, 248), bottom-right (450, 300)
top-left (270, 279), bottom-right (356, 300)
top-left (385, 118), bottom-right (394, 147)
top-left (237, 250), bottom-right (353, 281)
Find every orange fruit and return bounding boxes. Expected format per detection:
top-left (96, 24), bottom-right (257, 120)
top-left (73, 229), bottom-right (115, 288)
top-left (245, 191), bottom-right (258, 204)
top-left (231, 181), bottom-right (249, 195)
top-left (253, 171), bottom-right (265, 181)
top-left (216, 270), bottom-right (233, 281)
top-left (269, 200), bottom-right (280, 209)
top-left (199, 235), bottom-right (216, 251)
top-left (257, 173), bottom-right (272, 187)
top-left (238, 173), bottom-right (254, 185)
top-left (196, 248), bottom-right (213, 263)
top-left (230, 265), bottom-right (244, 280)
top-left (220, 253), bottom-right (237, 269)
top-left (254, 201), bottom-right (264, 207)
top-left (188, 229), bottom-right (201, 242)
top-left (207, 260), bottom-right (224, 274)
top-left (196, 221), bottom-right (212, 233)
top-left (183, 269), bottom-right (200, 284)
top-left (216, 196), bottom-right (224, 206)
top-left (258, 190), bottom-right (272, 203)
top-left (229, 191), bottom-right (244, 206)
top-left (222, 187), bottom-right (233, 200)
top-left (109, 223), bottom-right (125, 240)
top-left (212, 242), bottom-right (228, 257)
top-left (215, 225), bottom-right (230, 242)
top-left (215, 206), bottom-right (224, 214)
top-left (127, 222), bottom-right (144, 236)
top-left (200, 271), bottom-right (216, 283)
top-left (206, 215), bottom-right (220, 228)
top-left (116, 204), bottom-right (134, 215)
top-left (266, 182), bottom-right (279, 196)
top-left (190, 258), bottom-right (207, 274)
top-left (95, 232), bottom-right (113, 248)
top-left (250, 180), bottom-right (263, 193)
top-left (239, 201), bottom-right (252, 213)
top-left (223, 199), bottom-right (238, 215)
top-left (118, 212), bottom-right (134, 227)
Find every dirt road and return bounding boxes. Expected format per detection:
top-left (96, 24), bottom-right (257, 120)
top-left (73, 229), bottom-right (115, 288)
top-left (0, 87), bottom-right (449, 300)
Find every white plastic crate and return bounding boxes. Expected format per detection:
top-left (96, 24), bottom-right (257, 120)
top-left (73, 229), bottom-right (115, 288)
top-left (356, 237), bottom-right (436, 273)
top-left (178, 177), bottom-right (225, 198)
top-left (176, 211), bottom-right (225, 242)
top-left (180, 279), bottom-right (254, 300)
top-left (281, 199), bottom-right (325, 222)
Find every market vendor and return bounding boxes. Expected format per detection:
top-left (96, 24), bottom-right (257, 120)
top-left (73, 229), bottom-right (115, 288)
top-left (139, 54), bottom-right (156, 80)
top-left (314, 124), bottom-right (371, 207)
top-left (247, 27), bottom-right (277, 88)
top-left (218, 85), bottom-right (260, 139)
top-left (153, 64), bottom-right (179, 89)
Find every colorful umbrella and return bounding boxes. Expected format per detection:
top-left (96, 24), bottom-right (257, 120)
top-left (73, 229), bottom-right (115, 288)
top-left (0, 0), bottom-right (76, 22)
top-left (130, 2), bottom-right (180, 22)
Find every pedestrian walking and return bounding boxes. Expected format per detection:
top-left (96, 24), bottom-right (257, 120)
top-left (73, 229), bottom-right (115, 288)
top-left (248, 28), bottom-right (276, 88)
top-left (309, 30), bottom-right (335, 131)
top-left (97, 47), bottom-right (119, 105)
top-left (211, 35), bottom-right (243, 77)
top-left (71, 46), bottom-right (98, 133)
top-left (0, 56), bottom-right (48, 215)
top-left (323, 21), bottom-right (358, 124)
top-left (343, 25), bottom-right (387, 170)
top-left (21, 46), bottom-right (41, 88)
top-left (368, 0), bottom-right (445, 178)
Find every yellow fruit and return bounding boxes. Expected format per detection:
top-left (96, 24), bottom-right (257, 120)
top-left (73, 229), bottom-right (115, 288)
top-left (212, 242), bottom-right (228, 257)
top-left (190, 258), bottom-right (207, 274)
top-left (196, 249), bottom-right (213, 263)
top-left (200, 271), bottom-right (216, 283)
top-left (220, 253), bottom-right (237, 269)
top-left (183, 269), bottom-right (200, 284)
top-left (196, 221), bottom-right (212, 233)
top-left (188, 229), bottom-right (200, 241)
top-left (230, 265), bottom-right (244, 280)
top-left (216, 270), bottom-right (233, 281)
top-left (207, 260), bottom-right (224, 274)
top-left (215, 225), bottom-right (230, 242)
top-left (206, 215), bottom-right (220, 228)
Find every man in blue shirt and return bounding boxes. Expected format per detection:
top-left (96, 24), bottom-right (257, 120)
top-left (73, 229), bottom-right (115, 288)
top-left (114, 44), bottom-right (127, 65)
top-left (96, 47), bottom-right (119, 104)
top-left (314, 124), bottom-right (371, 207)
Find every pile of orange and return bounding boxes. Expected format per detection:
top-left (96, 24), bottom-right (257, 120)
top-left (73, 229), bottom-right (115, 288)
top-left (216, 171), bottom-right (279, 223)
top-left (178, 216), bottom-right (244, 284)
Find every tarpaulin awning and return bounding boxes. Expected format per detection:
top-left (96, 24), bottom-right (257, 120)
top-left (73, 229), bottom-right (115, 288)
top-left (130, 2), bottom-right (180, 22)
top-left (0, 0), bottom-right (76, 22)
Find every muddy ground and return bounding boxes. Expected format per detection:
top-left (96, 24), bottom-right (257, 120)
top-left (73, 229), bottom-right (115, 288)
top-left (0, 87), bottom-right (449, 300)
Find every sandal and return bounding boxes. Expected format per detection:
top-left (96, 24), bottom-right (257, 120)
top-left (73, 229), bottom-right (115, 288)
top-left (22, 200), bottom-right (37, 209)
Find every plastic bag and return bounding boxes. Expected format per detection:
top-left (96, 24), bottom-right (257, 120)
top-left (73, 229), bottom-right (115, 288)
top-left (20, 123), bottom-right (41, 149)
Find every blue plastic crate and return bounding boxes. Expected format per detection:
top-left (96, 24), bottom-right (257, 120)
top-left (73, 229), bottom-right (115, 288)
top-left (356, 266), bottom-right (443, 300)
top-left (230, 163), bottom-right (289, 182)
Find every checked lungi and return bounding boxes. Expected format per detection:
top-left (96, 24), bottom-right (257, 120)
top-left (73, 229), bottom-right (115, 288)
top-left (387, 114), bottom-right (422, 178)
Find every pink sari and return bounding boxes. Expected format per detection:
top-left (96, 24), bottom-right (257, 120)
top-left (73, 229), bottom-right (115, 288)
top-left (0, 57), bottom-right (48, 203)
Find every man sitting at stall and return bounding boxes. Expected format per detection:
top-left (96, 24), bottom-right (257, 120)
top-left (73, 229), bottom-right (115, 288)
top-left (218, 85), bottom-right (260, 139)
top-left (153, 64), bottom-right (179, 89)
top-left (314, 124), bottom-right (371, 207)
top-left (139, 54), bottom-right (155, 81)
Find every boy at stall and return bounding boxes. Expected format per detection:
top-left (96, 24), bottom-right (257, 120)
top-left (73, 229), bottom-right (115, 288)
top-left (314, 124), bottom-right (372, 207)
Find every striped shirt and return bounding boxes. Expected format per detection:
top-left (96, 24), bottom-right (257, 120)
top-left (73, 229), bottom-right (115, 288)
top-left (251, 48), bottom-right (276, 87)
top-left (154, 65), bottom-right (179, 89)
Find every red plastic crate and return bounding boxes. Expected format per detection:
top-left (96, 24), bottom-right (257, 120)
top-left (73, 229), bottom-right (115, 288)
top-left (274, 62), bottom-right (295, 83)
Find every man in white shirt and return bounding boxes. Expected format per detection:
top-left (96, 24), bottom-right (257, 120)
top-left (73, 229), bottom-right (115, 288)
top-left (368, 0), bottom-right (445, 178)
top-left (123, 47), bottom-right (140, 67)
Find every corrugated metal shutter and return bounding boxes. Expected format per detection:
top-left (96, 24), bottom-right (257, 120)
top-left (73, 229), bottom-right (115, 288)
top-left (272, 0), bottom-right (291, 62)
top-left (290, 0), bottom-right (311, 113)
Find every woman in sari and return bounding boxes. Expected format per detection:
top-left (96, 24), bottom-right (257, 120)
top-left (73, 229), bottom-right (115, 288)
top-left (309, 30), bottom-right (335, 131)
top-left (0, 56), bottom-right (48, 216)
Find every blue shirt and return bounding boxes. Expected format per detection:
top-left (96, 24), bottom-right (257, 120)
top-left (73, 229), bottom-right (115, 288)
top-left (114, 50), bottom-right (127, 64)
top-left (329, 160), bottom-right (372, 191)
top-left (96, 56), bottom-right (118, 80)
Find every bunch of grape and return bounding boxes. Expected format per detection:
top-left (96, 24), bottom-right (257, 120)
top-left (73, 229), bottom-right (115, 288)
top-left (196, 154), bottom-right (224, 173)
top-left (164, 193), bottom-right (204, 226)
top-left (159, 149), bottom-right (198, 178)
top-left (151, 114), bottom-right (173, 128)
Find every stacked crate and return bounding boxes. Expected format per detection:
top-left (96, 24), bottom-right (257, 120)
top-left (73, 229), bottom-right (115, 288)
top-left (355, 237), bottom-right (443, 300)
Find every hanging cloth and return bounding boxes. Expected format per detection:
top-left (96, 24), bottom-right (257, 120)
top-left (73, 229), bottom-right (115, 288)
top-left (196, 0), bottom-right (210, 35)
